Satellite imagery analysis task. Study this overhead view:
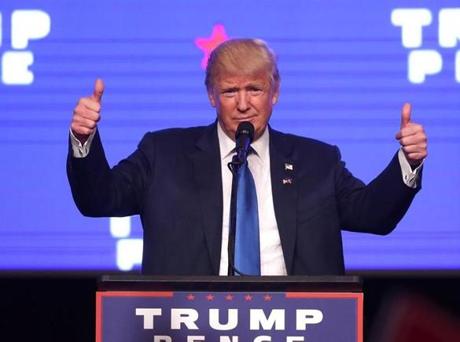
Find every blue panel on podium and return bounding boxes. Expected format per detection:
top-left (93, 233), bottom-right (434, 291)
top-left (97, 290), bottom-right (363, 342)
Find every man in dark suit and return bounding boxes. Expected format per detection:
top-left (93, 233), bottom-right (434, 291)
top-left (67, 39), bottom-right (427, 275)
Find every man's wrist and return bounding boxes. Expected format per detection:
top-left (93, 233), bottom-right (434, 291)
top-left (70, 129), bottom-right (96, 158)
top-left (398, 148), bottom-right (423, 189)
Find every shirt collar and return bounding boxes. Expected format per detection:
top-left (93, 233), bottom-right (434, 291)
top-left (217, 122), bottom-right (269, 165)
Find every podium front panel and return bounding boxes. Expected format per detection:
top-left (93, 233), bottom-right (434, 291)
top-left (96, 290), bottom-right (362, 342)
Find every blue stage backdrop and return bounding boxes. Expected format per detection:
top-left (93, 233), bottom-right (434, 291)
top-left (1, 0), bottom-right (459, 272)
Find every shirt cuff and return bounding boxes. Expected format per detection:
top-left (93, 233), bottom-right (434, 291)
top-left (69, 129), bottom-right (96, 158)
top-left (398, 148), bottom-right (423, 189)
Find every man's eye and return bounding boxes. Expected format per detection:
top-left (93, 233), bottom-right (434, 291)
top-left (222, 90), bottom-right (236, 97)
top-left (249, 89), bottom-right (263, 95)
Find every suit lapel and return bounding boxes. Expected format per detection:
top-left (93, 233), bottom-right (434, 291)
top-left (269, 127), bottom-right (297, 275)
top-left (190, 123), bottom-right (223, 275)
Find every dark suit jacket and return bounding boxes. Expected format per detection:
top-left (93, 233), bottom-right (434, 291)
top-left (67, 122), bottom-right (420, 275)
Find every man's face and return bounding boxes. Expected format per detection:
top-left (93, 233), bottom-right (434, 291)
top-left (208, 72), bottom-right (279, 141)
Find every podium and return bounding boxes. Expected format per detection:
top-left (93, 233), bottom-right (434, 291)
top-left (96, 275), bottom-right (363, 342)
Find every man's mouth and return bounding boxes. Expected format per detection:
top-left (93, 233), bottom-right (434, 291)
top-left (234, 115), bottom-right (256, 121)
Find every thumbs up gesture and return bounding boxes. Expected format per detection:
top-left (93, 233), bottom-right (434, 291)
top-left (395, 103), bottom-right (428, 166)
top-left (71, 79), bottom-right (104, 143)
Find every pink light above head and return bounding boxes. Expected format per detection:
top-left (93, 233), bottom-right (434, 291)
top-left (195, 24), bottom-right (229, 69)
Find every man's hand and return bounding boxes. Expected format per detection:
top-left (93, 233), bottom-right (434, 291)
top-left (71, 79), bottom-right (104, 143)
top-left (395, 103), bottom-right (428, 167)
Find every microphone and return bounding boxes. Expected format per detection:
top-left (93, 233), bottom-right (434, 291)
top-left (234, 121), bottom-right (255, 166)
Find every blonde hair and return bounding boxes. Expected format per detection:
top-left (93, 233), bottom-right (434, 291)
top-left (205, 39), bottom-right (280, 90)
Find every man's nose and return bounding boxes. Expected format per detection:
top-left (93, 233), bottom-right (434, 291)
top-left (236, 91), bottom-right (250, 112)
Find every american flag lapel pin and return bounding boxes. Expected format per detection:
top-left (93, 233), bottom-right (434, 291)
top-left (282, 178), bottom-right (292, 185)
top-left (284, 163), bottom-right (294, 171)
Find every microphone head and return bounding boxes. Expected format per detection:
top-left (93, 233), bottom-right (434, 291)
top-left (235, 121), bottom-right (255, 143)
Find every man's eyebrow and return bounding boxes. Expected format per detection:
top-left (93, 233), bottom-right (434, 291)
top-left (246, 83), bottom-right (264, 88)
top-left (221, 86), bottom-right (239, 91)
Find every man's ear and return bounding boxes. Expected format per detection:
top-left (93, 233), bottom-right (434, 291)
top-left (272, 82), bottom-right (280, 105)
top-left (271, 87), bottom-right (280, 105)
top-left (208, 91), bottom-right (216, 108)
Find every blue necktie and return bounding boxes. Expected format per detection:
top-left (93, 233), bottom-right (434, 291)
top-left (234, 159), bottom-right (260, 275)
